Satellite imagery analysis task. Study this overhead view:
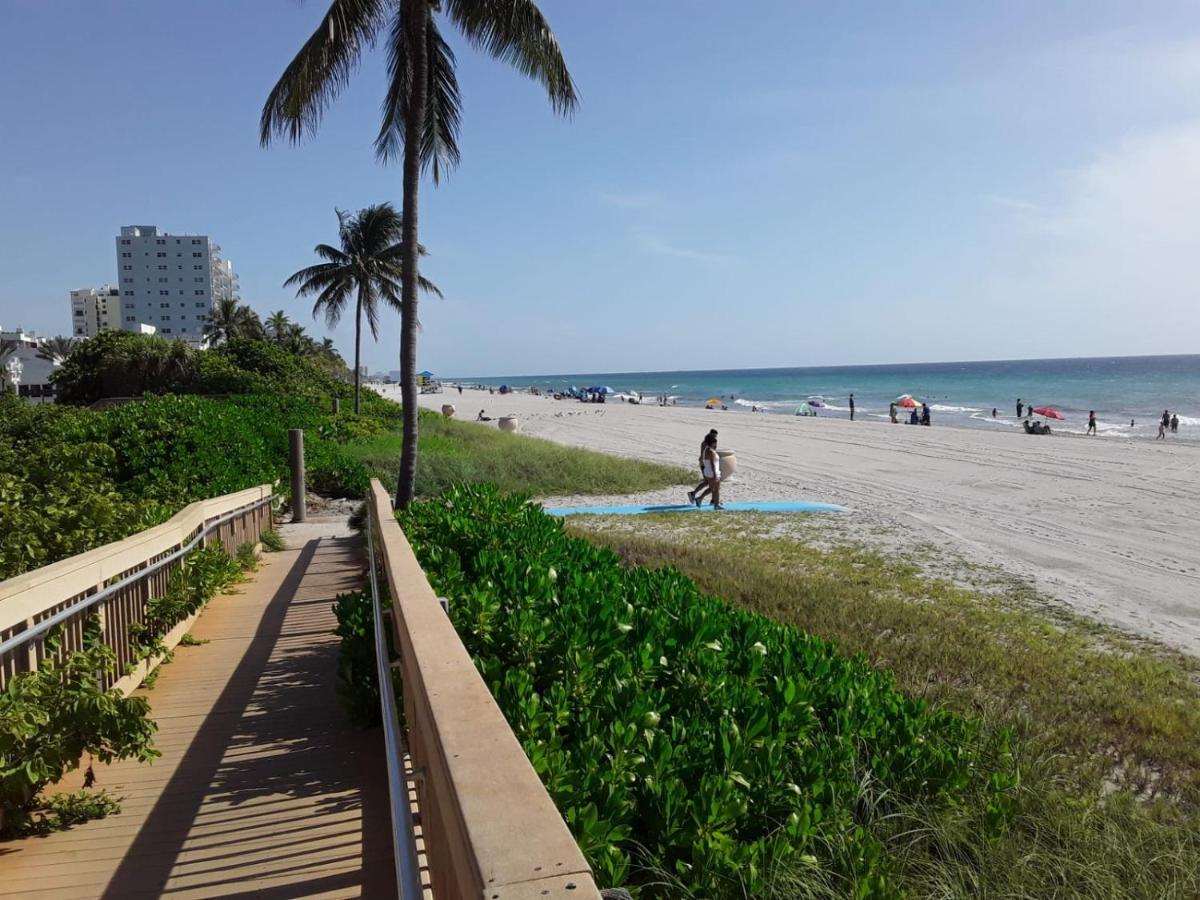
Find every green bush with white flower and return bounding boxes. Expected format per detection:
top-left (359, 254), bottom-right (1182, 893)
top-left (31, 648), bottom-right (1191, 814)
top-left (399, 485), bottom-right (1016, 897)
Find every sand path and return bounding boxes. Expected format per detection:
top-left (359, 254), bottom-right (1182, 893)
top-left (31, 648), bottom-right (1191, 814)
top-left (397, 386), bottom-right (1200, 655)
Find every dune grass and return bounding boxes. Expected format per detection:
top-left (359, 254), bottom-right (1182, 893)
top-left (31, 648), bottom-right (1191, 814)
top-left (345, 414), bottom-right (690, 499)
top-left (570, 511), bottom-right (1200, 898)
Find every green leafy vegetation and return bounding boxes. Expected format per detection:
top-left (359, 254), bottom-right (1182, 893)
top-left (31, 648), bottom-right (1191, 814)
top-left (259, 529), bottom-right (286, 552)
top-left (348, 415), bottom-right (690, 499)
top-left (331, 590), bottom-right (385, 728)
top-left (569, 512), bottom-right (1200, 898)
top-left (0, 621), bottom-right (158, 838)
top-left (7, 789), bottom-right (123, 838)
top-left (398, 486), bottom-right (1014, 897)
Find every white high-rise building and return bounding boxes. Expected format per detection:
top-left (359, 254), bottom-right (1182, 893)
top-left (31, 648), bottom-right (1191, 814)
top-left (114, 225), bottom-right (238, 345)
top-left (69, 285), bottom-right (121, 338)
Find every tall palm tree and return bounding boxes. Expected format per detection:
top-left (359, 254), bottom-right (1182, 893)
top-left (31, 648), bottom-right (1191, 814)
top-left (36, 336), bottom-right (80, 365)
top-left (265, 310), bottom-right (292, 344)
top-left (262, 0), bottom-right (577, 506)
top-left (203, 298), bottom-right (263, 345)
top-left (285, 204), bottom-right (440, 414)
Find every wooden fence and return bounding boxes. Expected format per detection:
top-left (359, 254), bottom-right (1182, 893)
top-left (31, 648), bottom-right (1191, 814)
top-left (0, 485), bottom-right (273, 694)
top-left (367, 480), bottom-right (602, 900)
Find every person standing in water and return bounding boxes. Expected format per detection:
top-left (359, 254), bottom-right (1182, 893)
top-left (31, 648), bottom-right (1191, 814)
top-left (889, 402), bottom-right (898, 424)
top-left (992, 408), bottom-right (997, 418)
top-left (1162, 410), bottom-right (1171, 431)
top-left (1158, 419), bottom-right (1167, 440)
top-left (1017, 398), bottom-right (1024, 417)
top-left (849, 393), bottom-right (856, 421)
top-left (1087, 411), bottom-right (1097, 435)
top-left (1171, 413), bottom-right (1179, 433)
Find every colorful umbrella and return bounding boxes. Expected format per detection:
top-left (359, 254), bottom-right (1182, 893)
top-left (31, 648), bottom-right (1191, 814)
top-left (893, 394), bottom-right (922, 408)
top-left (1032, 406), bottom-right (1064, 420)
top-left (706, 397), bottom-right (722, 408)
top-left (806, 398), bottom-right (826, 408)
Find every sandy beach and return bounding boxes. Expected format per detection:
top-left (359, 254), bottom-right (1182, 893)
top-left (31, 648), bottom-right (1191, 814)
top-left (395, 386), bottom-right (1200, 655)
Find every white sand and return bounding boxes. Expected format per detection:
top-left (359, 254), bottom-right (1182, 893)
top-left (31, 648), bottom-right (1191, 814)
top-left (392, 386), bottom-right (1200, 654)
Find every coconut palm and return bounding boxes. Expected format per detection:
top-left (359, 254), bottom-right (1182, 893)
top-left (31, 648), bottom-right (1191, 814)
top-left (203, 298), bottom-right (263, 345)
top-left (262, 0), bottom-right (577, 506)
top-left (285, 204), bottom-right (441, 414)
top-left (265, 310), bottom-right (293, 344)
top-left (36, 336), bottom-right (80, 365)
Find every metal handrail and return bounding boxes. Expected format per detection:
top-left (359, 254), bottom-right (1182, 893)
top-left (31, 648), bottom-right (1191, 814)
top-left (367, 504), bottom-right (425, 900)
top-left (0, 496), bottom-right (273, 660)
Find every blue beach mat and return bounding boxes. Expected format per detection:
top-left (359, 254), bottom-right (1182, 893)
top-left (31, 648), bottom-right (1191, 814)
top-left (544, 500), bottom-right (847, 517)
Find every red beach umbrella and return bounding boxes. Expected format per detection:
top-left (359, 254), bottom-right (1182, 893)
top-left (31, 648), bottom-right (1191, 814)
top-left (1032, 406), bottom-right (1064, 420)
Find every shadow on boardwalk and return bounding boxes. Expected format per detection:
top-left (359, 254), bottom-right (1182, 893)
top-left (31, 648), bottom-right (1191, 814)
top-left (3, 528), bottom-right (395, 900)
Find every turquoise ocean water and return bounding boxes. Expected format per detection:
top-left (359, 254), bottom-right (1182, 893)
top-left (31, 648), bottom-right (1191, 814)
top-left (459, 355), bottom-right (1200, 441)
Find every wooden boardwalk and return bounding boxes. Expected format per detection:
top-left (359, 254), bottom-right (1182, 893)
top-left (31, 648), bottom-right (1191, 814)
top-left (0, 521), bottom-right (396, 899)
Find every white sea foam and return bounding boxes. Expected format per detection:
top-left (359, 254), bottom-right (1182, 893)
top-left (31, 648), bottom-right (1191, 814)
top-left (931, 404), bottom-right (982, 413)
top-left (734, 398), bottom-right (772, 409)
top-left (1175, 415), bottom-right (1200, 427)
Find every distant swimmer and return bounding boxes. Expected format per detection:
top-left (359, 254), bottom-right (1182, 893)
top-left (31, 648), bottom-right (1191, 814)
top-left (1130, 419), bottom-right (1135, 428)
top-left (1016, 398), bottom-right (1024, 418)
top-left (849, 393), bottom-right (856, 421)
top-left (1087, 411), bottom-right (1097, 435)
top-left (992, 408), bottom-right (997, 418)
top-left (1171, 414), bottom-right (1179, 433)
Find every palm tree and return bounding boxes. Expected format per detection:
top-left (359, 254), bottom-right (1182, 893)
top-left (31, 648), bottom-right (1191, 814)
top-left (285, 204), bottom-right (441, 414)
top-left (0, 340), bottom-right (18, 395)
top-left (265, 310), bottom-right (292, 344)
top-left (203, 298), bottom-right (263, 345)
top-left (262, 0), bottom-right (577, 506)
top-left (36, 336), bottom-right (80, 365)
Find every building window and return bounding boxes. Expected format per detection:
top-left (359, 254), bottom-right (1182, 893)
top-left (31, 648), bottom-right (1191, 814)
top-left (192, 252), bottom-right (203, 258)
top-left (75, 327), bottom-right (85, 335)
top-left (121, 239), bottom-right (130, 245)
top-left (123, 290), bottom-right (133, 296)
top-left (123, 265), bottom-right (132, 270)
top-left (74, 310), bottom-right (84, 317)
top-left (122, 276), bottom-right (133, 283)
top-left (194, 290), bottom-right (206, 296)
top-left (195, 302), bottom-right (207, 308)
top-left (192, 238), bottom-right (202, 245)
top-left (161, 329), bottom-right (172, 334)
top-left (162, 316), bottom-right (171, 321)
top-left (160, 302), bottom-right (170, 307)
top-left (175, 239), bottom-right (181, 244)
top-left (159, 291), bottom-right (169, 297)
top-left (158, 278), bottom-right (168, 283)
top-left (157, 264), bottom-right (166, 270)
top-left (124, 303), bottom-right (134, 309)
top-left (156, 252), bottom-right (166, 257)
top-left (125, 316), bottom-right (136, 322)
top-left (155, 239), bottom-right (165, 245)
top-left (121, 251), bottom-right (131, 257)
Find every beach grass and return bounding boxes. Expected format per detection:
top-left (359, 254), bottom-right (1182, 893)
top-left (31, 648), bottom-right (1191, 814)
top-left (569, 512), bottom-right (1200, 897)
top-left (345, 416), bottom-right (691, 498)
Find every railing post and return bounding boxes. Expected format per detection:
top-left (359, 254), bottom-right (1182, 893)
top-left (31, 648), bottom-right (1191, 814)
top-left (24, 617), bottom-right (37, 673)
top-left (289, 429), bottom-right (306, 523)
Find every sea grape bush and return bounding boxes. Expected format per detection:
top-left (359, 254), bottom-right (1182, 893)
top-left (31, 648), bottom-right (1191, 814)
top-left (399, 486), bottom-right (1015, 897)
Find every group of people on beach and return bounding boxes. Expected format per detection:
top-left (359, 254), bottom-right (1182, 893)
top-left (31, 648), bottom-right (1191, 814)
top-left (888, 400), bottom-right (931, 426)
top-left (1158, 410), bottom-right (1180, 439)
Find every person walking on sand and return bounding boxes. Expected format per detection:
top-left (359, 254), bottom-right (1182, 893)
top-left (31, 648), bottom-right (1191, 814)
top-left (1017, 398), bottom-right (1024, 418)
top-left (688, 430), bottom-right (718, 506)
top-left (1158, 419), bottom-right (1167, 440)
top-left (849, 393), bottom-right (856, 421)
top-left (1087, 411), bottom-right (1097, 435)
top-left (701, 433), bottom-right (724, 509)
top-left (889, 401), bottom-right (898, 424)
top-left (1171, 413), bottom-right (1179, 433)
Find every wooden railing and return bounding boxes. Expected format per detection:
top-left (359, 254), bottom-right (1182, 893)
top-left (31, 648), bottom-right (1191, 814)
top-left (0, 485), bottom-right (273, 694)
top-left (367, 480), bottom-right (602, 900)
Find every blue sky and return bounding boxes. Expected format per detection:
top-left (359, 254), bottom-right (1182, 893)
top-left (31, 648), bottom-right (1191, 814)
top-left (3, 1), bottom-right (1200, 376)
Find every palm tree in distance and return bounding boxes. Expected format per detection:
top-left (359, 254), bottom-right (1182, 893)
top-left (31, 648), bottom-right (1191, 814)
top-left (36, 336), bottom-right (81, 365)
top-left (265, 310), bottom-right (292, 344)
top-left (285, 204), bottom-right (441, 415)
top-left (203, 298), bottom-right (263, 345)
top-left (262, 0), bottom-right (577, 506)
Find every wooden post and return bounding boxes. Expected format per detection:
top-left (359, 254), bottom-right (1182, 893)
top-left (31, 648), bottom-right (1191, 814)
top-left (289, 429), bottom-right (306, 523)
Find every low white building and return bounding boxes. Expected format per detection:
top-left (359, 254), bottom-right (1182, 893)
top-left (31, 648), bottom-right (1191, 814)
top-left (69, 285), bottom-right (121, 338)
top-left (0, 328), bottom-right (58, 402)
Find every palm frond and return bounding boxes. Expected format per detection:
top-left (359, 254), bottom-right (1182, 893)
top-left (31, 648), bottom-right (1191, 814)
top-left (376, 13), bottom-right (463, 182)
top-left (443, 0), bottom-right (578, 114)
top-left (260, 0), bottom-right (387, 146)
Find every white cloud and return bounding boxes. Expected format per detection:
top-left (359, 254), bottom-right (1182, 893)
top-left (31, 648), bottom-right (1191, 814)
top-left (595, 190), bottom-right (661, 209)
top-left (632, 230), bottom-right (734, 266)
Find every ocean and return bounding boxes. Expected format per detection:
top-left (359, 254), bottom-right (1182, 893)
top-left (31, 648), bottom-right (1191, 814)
top-left (457, 355), bottom-right (1200, 440)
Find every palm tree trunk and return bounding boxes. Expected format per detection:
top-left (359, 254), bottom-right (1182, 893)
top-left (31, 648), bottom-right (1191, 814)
top-left (353, 292), bottom-right (363, 415)
top-left (395, 1), bottom-right (430, 509)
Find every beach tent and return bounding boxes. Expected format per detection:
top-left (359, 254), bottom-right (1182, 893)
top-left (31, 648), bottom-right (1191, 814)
top-left (795, 405), bottom-right (817, 417)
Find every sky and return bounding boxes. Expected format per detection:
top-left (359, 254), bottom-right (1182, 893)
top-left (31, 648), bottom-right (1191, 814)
top-left (2, 1), bottom-right (1200, 377)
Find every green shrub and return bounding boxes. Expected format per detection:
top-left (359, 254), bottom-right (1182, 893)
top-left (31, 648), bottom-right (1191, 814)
top-left (131, 546), bottom-right (242, 658)
top-left (0, 620), bottom-right (158, 837)
top-left (260, 529), bottom-right (286, 552)
top-left (332, 591), bottom-right (382, 727)
top-left (398, 486), bottom-right (1014, 896)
